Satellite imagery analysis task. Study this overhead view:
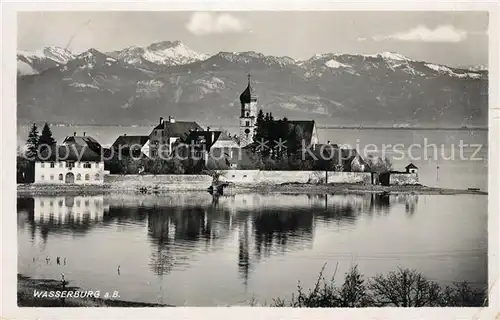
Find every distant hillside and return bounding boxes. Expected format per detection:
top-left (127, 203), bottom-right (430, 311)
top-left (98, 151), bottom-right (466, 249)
top-left (17, 42), bottom-right (488, 127)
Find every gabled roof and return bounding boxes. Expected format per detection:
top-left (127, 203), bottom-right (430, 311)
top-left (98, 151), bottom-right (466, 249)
top-left (405, 163), bottom-right (418, 169)
top-left (112, 135), bottom-right (149, 149)
top-left (183, 130), bottom-right (223, 150)
top-left (63, 135), bottom-right (102, 153)
top-left (152, 121), bottom-right (202, 140)
top-left (38, 144), bottom-right (101, 162)
top-left (288, 120), bottom-right (316, 146)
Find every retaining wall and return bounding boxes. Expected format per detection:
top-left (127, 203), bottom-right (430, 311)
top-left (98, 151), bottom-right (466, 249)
top-left (220, 170), bottom-right (371, 185)
top-left (390, 173), bottom-right (419, 185)
top-left (104, 174), bottom-right (213, 190)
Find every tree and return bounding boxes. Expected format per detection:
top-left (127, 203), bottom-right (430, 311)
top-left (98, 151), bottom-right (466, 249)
top-left (368, 267), bottom-right (442, 307)
top-left (338, 265), bottom-right (369, 307)
top-left (38, 123), bottom-right (56, 152)
top-left (26, 123), bottom-right (39, 158)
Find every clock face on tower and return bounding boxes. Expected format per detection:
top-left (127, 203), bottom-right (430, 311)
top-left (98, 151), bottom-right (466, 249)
top-left (245, 128), bottom-right (250, 134)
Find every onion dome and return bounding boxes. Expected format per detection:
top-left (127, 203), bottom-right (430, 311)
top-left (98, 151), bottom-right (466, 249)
top-left (239, 74), bottom-right (258, 104)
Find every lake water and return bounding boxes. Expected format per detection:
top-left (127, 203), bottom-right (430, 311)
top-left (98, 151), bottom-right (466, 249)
top-left (17, 192), bottom-right (487, 306)
top-left (17, 125), bottom-right (489, 191)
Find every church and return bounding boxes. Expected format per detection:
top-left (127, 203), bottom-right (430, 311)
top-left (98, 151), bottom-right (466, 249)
top-left (237, 74), bottom-right (319, 148)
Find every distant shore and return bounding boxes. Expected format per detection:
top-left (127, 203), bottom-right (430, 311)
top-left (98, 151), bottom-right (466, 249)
top-left (17, 274), bottom-right (171, 307)
top-left (17, 182), bottom-right (487, 196)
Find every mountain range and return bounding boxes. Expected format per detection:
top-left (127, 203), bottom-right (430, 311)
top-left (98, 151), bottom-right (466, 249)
top-left (17, 41), bottom-right (488, 127)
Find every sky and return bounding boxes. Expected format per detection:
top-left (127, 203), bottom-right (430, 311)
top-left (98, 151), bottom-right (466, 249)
top-left (17, 11), bottom-right (489, 67)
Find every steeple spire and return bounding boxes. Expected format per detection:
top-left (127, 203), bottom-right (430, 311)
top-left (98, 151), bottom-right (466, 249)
top-left (240, 73), bottom-right (257, 104)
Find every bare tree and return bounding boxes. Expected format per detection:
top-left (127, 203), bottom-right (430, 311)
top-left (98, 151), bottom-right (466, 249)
top-left (368, 267), bottom-right (441, 307)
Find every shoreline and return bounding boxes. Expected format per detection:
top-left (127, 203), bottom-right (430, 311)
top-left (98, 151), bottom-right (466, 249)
top-left (17, 182), bottom-right (487, 196)
top-left (17, 274), bottom-right (172, 307)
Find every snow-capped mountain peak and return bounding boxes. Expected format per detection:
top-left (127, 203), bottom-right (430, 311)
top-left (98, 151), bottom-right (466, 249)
top-left (17, 46), bottom-right (76, 75)
top-left (112, 40), bottom-right (209, 67)
top-left (17, 46), bottom-right (75, 65)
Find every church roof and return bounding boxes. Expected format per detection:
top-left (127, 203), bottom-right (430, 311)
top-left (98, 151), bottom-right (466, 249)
top-left (239, 74), bottom-right (258, 104)
top-left (288, 120), bottom-right (316, 146)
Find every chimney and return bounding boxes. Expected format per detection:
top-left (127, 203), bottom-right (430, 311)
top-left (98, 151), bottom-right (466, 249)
top-left (170, 116), bottom-right (175, 123)
top-left (73, 132), bottom-right (76, 136)
top-left (207, 126), bottom-right (210, 132)
top-left (124, 134), bottom-right (127, 136)
top-left (160, 117), bottom-right (163, 124)
top-left (83, 132), bottom-right (86, 136)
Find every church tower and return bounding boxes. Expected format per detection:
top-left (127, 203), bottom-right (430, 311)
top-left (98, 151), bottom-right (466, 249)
top-left (239, 74), bottom-right (258, 147)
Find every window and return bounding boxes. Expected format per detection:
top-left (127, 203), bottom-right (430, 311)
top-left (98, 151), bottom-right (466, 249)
top-left (245, 121), bottom-right (250, 126)
top-left (50, 162), bottom-right (55, 168)
top-left (77, 163), bottom-right (81, 168)
top-left (58, 200), bottom-right (63, 207)
top-left (95, 173), bottom-right (100, 180)
top-left (76, 173), bottom-right (81, 181)
top-left (50, 200), bottom-right (53, 206)
top-left (95, 162), bottom-right (99, 168)
top-left (66, 162), bottom-right (75, 168)
top-left (84, 200), bottom-right (90, 206)
top-left (40, 200), bottom-right (44, 207)
top-left (83, 162), bottom-right (91, 169)
top-left (59, 163), bottom-right (63, 168)
top-left (76, 200), bottom-right (81, 207)
top-left (40, 174), bottom-right (45, 180)
top-left (40, 162), bottom-right (45, 168)
top-left (50, 175), bottom-right (54, 180)
top-left (246, 112), bottom-right (249, 117)
top-left (85, 174), bottom-right (90, 181)
top-left (58, 174), bottom-right (63, 181)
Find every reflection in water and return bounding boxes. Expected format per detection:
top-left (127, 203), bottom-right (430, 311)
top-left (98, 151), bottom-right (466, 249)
top-left (19, 196), bottom-right (110, 243)
top-left (18, 192), bottom-right (419, 285)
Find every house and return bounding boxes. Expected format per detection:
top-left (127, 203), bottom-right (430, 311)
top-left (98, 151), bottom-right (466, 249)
top-left (175, 128), bottom-right (241, 170)
top-left (405, 163), bottom-right (418, 174)
top-left (111, 135), bottom-right (150, 158)
top-left (34, 134), bottom-right (105, 184)
top-left (149, 116), bottom-right (203, 158)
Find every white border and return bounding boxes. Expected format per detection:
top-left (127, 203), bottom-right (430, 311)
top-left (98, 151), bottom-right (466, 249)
top-left (2, 1), bottom-right (499, 319)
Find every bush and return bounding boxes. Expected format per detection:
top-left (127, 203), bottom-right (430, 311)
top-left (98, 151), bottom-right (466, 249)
top-left (268, 264), bottom-right (486, 308)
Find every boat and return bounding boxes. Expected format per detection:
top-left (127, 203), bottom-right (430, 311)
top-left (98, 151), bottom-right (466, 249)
top-left (467, 187), bottom-right (480, 191)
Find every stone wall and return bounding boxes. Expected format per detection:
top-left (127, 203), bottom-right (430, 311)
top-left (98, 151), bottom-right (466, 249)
top-left (327, 172), bottom-right (372, 184)
top-left (389, 173), bottom-right (419, 185)
top-left (219, 170), bottom-right (371, 185)
top-left (104, 174), bottom-right (213, 190)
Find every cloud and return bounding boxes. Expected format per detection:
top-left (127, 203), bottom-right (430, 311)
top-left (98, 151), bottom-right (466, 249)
top-left (186, 12), bottom-right (247, 35)
top-left (370, 24), bottom-right (468, 43)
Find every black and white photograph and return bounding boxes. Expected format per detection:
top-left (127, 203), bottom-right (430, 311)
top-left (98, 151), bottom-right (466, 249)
top-left (2, 3), bottom-right (499, 319)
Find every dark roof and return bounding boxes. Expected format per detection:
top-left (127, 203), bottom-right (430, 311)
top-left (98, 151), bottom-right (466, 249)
top-left (405, 163), bottom-right (418, 169)
top-left (239, 76), bottom-right (258, 104)
top-left (63, 135), bottom-right (102, 153)
top-left (38, 145), bottom-right (101, 162)
top-left (289, 120), bottom-right (316, 146)
top-left (152, 121), bottom-right (203, 140)
top-left (183, 130), bottom-right (223, 150)
top-left (112, 135), bottom-right (149, 149)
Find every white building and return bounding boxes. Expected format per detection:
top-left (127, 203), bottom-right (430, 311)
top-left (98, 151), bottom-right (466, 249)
top-left (34, 134), bottom-right (105, 184)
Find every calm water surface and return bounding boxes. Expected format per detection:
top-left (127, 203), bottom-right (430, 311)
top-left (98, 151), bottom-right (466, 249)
top-left (18, 192), bottom-right (487, 306)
